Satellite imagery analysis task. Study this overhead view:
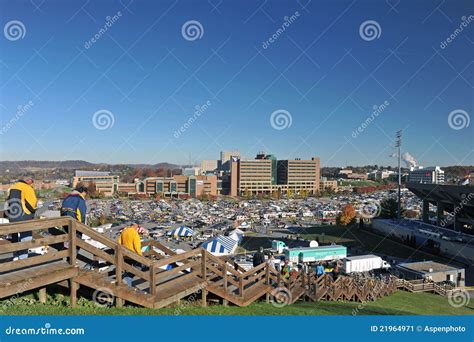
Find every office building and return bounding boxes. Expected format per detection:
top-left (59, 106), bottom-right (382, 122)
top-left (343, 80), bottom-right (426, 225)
top-left (72, 170), bottom-right (119, 196)
top-left (408, 166), bottom-right (445, 184)
top-left (220, 150), bottom-right (240, 172)
top-left (230, 153), bottom-right (320, 196)
top-left (320, 177), bottom-right (338, 193)
top-left (201, 160), bottom-right (219, 174)
top-left (277, 157), bottom-right (320, 193)
top-left (137, 175), bottom-right (217, 198)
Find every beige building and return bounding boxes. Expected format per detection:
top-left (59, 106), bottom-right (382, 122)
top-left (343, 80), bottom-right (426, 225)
top-left (230, 154), bottom-right (320, 196)
top-left (137, 175), bottom-right (217, 198)
top-left (201, 160), bottom-right (218, 173)
top-left (320, 177), bottom-right (338, 193)
top-left (72, 171), bottom-right (118, 196)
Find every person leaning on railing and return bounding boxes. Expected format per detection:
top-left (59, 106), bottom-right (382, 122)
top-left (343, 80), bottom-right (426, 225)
top-left (60, 186), bottom-right (88, 250)
top-left (118, 224), bottom-right (147, 287)
top-left (6, 177), bottom-right (38, 260)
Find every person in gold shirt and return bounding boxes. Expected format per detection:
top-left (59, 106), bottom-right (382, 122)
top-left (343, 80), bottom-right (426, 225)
top-left (118, 224), bottom-right (146, 286)
top-left (6, 178), bottom-right (38, 260)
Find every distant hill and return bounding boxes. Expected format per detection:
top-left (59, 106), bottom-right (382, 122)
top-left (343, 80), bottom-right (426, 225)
top-left (0, 160), bottom-right (182, 171)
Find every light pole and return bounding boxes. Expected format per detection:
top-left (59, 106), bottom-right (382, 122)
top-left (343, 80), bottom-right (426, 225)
top-left (396, 130), bottom-right (402, 222)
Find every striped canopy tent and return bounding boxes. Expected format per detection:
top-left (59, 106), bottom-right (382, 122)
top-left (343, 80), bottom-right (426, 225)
top-left (166, 226), bottom-right (195, 238)
top-left (202, 235), bottom-right (238, 256)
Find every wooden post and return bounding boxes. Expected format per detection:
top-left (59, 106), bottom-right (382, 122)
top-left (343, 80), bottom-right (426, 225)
top-left (201, 288), bottom-right (207, 307)
top-left (115, 245), bottom-right (123, 307)
top-left (69, 220), bottom-right (77, 266)
top-left (223, 264), bottom-right (227, 292)
top-left (201, 249), bottom-right (207, 280)
top-left (39, 287), bottom-right (47, 303)
top-left (149, 265), bottom-right (156, 296)
top-left (239, 277), bottom-right (244, 298)
top-left (115, 246), bottom-right (123, 285)
top-left (70, 281), bottom-right (77, 308)
top-left (116, 297), bottom-right (124, 308)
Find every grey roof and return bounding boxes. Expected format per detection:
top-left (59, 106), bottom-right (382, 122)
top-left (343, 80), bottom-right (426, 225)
top-left (345, 254), bottom-right (379, 261)
top-left (75, 170), bottom-right (111, 177)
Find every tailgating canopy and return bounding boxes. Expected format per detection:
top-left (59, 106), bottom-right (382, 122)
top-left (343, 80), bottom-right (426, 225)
top-left (202, 235), bottom-right (237, 256)
top-left (166, 226), bottom-right (195, 237)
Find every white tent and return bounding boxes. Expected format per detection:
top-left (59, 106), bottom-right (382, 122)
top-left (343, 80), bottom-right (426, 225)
top-left (202, 235), bottom-right (237, 256)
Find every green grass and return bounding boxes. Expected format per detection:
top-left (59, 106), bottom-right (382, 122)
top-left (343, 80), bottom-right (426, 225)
top-left (339, 180), bottom-right (381, 187)
top-left (1, 291), bottom-right (472, 316)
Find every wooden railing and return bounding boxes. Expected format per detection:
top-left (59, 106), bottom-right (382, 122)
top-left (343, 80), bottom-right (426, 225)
top-left (203, 251), bottom-right (271, 300)
top-left (0, 217), bottom-right (73, 273)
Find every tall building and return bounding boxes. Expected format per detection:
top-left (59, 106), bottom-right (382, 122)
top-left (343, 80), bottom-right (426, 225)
top-left (277, 157), bottom-right (320, 194)
top-left (220, 150), bottom-right (240, 172)
top-left (230, 154), bottom-right (321, 196)
top-left (408, 166), bottom-right (445, 184)
top-left (201, 160), bottom-right (218, 174)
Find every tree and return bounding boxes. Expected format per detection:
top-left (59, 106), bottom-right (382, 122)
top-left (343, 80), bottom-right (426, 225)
top-left (380, 197), bottom-right (405, 219)
top-left (338, 204), bottom-right (356, 226)
top-left (287, 188), bottom-right (294, 199)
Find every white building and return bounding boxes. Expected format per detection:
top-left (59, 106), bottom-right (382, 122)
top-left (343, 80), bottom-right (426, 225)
top-left (408, 166), bottom-right (445, 184)
top-left (368, 170), bottom-right (394, 181)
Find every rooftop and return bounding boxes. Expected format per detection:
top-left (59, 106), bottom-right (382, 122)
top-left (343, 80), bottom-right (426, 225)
top-left (397, 261), bottom-right (462, 273)
top-left (75, 170), bottom-right (111, 177)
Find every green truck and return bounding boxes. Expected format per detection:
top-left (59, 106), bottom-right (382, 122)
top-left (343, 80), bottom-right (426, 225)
top-left (284, 245), bottom-right (347, 264)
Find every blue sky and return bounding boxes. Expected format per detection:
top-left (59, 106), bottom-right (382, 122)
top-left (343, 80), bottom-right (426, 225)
top-left (0, 0), bottom-right (473, 167)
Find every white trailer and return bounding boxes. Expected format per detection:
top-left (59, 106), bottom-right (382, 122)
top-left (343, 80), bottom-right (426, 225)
top-left (342, 255), bottom-right (391, 273)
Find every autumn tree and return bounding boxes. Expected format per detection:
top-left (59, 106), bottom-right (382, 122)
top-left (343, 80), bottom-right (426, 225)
top-left (338, 204), bottom-right (356, 226)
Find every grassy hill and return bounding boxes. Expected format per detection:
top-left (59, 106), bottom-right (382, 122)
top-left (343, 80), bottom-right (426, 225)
top-left (2, 291), bottom-right (472, 316)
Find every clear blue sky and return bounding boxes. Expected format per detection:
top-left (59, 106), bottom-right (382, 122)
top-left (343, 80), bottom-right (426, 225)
top-left (0, 0), bottom-right (472, 167)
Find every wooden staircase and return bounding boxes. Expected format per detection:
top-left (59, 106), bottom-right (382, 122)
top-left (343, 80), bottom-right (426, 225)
top-left (0, 217), bottom-right (431, 310)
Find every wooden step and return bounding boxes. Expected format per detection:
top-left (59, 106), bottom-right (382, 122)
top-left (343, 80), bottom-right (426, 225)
top-left (153, 274), bottom-right (206, 309)
top-left (0, 261), bottom-right (78, 298)
top-left (74, 271), bottom-right (155, 308)
top-left (207, 282), bottom-right (271, 307)
top-left (240, 283), bottom-right (271, 307)
top-left (289, 286), bottom-right (305, 304)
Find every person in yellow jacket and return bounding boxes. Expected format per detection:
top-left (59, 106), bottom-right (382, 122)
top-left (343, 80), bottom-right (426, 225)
top-left (6, 178), bottom-right (38, 260)
top-left (118, 224), bottom-right (145, 256)
top-left (118, 224), bottom-right (146, 286)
